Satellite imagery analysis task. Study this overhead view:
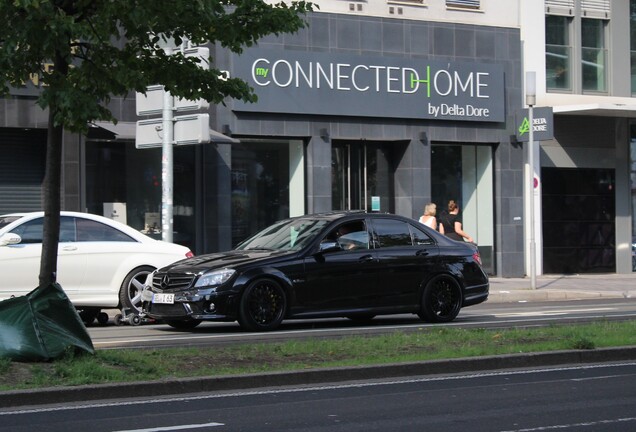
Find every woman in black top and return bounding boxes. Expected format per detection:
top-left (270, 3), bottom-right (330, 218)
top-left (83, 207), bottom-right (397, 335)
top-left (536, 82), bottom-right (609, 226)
top-left (439, 200), bottom-right (474, 243)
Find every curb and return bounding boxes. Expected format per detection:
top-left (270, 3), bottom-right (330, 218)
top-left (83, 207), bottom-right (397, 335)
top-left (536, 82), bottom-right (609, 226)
top-left (2, 346), bottom-right (636, 409)
top-left (487, 289), bottom-right (630, 303)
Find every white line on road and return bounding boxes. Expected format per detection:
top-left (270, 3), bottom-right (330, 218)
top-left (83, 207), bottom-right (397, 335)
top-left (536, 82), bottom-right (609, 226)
top-left (113, 422), bottom-right (224, 432)
top-left (2, 362), bottom-right (635, 416)
top-left (500, 416), bottom-right (636, 431)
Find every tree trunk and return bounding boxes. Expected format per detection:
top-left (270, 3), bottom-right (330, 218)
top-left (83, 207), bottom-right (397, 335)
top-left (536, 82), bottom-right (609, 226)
top-left (38, 113), bottom-right (63, 288)
top-left (38, 53), bottom-right (67, 288)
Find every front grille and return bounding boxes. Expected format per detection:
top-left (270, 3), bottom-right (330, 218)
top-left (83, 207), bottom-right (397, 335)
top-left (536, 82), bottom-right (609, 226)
top-left (152, 272), bottom-right (196, 292)
top-left (148, 303), bottom-right (187, 317)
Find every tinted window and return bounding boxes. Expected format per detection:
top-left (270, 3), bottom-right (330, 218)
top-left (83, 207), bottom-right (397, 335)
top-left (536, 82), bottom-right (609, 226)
top-left (326, 220), bottom-right (369, 251)
top-left (10, 218), bottom-right (43, 244)
top-left (59, 217), bottom-right (76, 242)
top-left (410, 224), bottom-right (435, 245)
top-left (76, 218), bottom-right (135, 242)
top-left (373, 219), bottom-right (413, 248)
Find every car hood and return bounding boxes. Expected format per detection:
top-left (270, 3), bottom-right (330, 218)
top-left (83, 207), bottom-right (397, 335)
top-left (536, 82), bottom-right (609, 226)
top-left (161, 249), bottom-right (292, 274)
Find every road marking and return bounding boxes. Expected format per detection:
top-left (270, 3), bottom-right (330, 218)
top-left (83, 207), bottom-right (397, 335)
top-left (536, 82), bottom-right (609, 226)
top-left (500, 416), bottom-right (636, 431)
top-left (113, 422), bottom-right (224, 431)
top-left (494, 307), bottom-right (614, 318)
top-left (2, 362), bottom-right (635, 416)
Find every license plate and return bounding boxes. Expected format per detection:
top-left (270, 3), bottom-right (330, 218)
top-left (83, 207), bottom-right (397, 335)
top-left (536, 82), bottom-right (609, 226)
top-left (152, 293), bottom-right (175, 304)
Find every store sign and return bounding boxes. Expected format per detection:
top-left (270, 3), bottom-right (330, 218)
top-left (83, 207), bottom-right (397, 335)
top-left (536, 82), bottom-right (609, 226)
top-left (515, 107), bottom-right (554, 142)
top-left (232, 49), bottom-right (505, 122)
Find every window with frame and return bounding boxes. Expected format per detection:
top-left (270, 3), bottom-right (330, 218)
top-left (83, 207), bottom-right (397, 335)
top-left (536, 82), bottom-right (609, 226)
top-left (446, 0), bottom-right (479, 10)
top-left (373, 219), bottom-right (413, 248)
top-left (546, 15), bottom-right (572, 91)
top-left (581, 18), bottom-right (607, 92)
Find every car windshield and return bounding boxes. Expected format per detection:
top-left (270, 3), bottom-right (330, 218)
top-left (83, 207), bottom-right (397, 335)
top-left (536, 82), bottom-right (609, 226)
top-left (236, 218), bottom-right (330, 251)
top-left (0, 216), bottom-right (22, 230)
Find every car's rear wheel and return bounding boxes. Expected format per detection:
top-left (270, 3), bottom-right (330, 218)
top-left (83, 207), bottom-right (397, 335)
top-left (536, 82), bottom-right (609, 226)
top-left (165, 319), bottom-right (202, 330)
top-left (418, 275), bottom-right (462, 323)
top-left (238, 278), bottom-right (286, 331)
top-left (119, 265), bottom-right (155, 315)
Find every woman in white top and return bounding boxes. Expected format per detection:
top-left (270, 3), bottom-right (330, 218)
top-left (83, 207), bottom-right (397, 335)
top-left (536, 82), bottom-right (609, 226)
top-left (419, 203), bottom-right (444, 234)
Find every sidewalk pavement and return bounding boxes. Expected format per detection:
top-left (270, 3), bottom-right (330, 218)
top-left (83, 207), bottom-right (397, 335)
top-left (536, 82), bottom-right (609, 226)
top-left (487, 273), bottom-right (636, 303)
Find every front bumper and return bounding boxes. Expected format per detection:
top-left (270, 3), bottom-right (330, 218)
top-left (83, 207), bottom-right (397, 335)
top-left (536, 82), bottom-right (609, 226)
top-left (143, 290), bottom-right (239, 322)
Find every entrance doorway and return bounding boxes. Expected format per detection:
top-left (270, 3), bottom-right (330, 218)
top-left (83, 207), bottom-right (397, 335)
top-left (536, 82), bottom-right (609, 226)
top-left (542, 167), bottom-right (615, 273)
top-left (331, 141), bottom-right (394, 213)
top-left (431, 143), bottom-right (494, 275)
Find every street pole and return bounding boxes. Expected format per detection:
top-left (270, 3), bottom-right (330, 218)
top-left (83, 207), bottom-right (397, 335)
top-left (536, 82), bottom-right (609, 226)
top-left (161, 46), bottom-right (174, 243)
top-left (526, 72), bottom-right (536, 290)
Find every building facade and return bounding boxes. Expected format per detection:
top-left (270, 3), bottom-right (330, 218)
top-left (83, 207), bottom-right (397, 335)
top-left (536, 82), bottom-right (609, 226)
top-left (521, 0), bottom-right (636, 274)
top-left (1, 0), bottom-right (530, 277)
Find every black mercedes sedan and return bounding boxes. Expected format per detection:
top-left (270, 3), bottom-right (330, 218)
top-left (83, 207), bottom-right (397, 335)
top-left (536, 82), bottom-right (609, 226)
top-left (141, 211), bottom-right (489, 331)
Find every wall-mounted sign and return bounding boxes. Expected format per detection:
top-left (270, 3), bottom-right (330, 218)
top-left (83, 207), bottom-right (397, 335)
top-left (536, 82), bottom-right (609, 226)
top-left (515, 107), bottom-right (554, 142)
top-left (232, 49), bottom-right (505, 122)
top-left (371, 196), bottom-right (380, 212)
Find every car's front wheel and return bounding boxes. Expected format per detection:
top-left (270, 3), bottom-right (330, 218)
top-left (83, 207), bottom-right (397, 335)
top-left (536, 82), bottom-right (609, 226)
top-left (238, 278), bottom-right (287, 331)
top-left (119, 265), bottom-right (155, 315)
top-left (418, 275), bottom-right (462, 323)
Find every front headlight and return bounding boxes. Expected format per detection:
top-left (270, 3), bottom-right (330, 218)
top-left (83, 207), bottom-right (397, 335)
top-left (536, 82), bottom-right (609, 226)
top-left (194, 268), bottom-right (236, 288)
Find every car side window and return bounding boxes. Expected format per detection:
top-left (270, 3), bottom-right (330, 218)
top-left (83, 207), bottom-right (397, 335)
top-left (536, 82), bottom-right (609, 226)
top-left (326, 220), bottom-right (369, 251)
top-left (410, 224), bottom-right (435, 245)
top-left (10, 218), bottom-right (44, 244)
top-left (59, 217), bottom-right (76, 242)
top-left (76, 218), bottom-right (135, 242)
top-left (373, 219), bottom-right (413, 248)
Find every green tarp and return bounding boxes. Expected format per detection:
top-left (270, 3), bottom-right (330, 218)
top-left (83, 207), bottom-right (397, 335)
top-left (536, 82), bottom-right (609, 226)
top-left (0, 283), bottom-right (94, 361)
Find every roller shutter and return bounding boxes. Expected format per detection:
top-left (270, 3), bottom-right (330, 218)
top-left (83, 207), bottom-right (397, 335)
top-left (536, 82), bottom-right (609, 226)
top-left (0, 128), bottom-right (47, 214)
top-left (545, 0), bottom-right (574, 16)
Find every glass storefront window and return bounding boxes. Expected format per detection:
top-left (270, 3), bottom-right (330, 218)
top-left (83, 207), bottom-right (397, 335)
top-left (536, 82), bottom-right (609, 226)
top-left (331, 141), bottom-right (394, 213)
top-left (431, 144), bottom-right (494, 275)
top-left (581, 18), bottom-right (607, 92)
top-left (546, 15), bottom-right (572, 91)
top-left (230, 140), bottom-right (304, 247)
top-left (84, 142), bottom-right (196, 252)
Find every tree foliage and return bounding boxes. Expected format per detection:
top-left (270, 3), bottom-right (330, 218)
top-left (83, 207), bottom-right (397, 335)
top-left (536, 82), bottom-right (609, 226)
top-left (0, 0), bottom-right (313, 287)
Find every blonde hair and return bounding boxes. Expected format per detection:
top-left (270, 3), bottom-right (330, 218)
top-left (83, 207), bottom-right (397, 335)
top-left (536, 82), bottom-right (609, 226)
top-left (424, 203), bottom-right (437, 216)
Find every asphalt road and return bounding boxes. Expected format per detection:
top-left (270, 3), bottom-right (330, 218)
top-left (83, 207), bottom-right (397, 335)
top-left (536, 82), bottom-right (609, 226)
top-left (89, 298), bottom-right (636, 350)
top-left (2, 362), bottom-right (635, 431)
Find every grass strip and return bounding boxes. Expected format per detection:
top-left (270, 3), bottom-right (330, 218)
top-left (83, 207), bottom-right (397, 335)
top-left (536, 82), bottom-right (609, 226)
top-left (1, 320), bottom-right (636, 391)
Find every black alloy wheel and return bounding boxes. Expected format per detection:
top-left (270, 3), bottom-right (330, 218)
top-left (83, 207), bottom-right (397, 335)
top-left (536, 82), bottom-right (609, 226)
top-left (418, 274), bottom-right (462, 323)
top-left (238, 278), bottom-right (287, 331)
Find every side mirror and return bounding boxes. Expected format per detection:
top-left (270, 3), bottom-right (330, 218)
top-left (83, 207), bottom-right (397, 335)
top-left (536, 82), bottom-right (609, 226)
top-left (318, 240), bottom-right (342, 253)
top-left (0, 233), bottom-right (22, 247)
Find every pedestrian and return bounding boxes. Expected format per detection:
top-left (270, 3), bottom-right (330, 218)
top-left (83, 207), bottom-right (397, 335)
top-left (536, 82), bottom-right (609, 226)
top-left (439, 199), bottom-right (474, 243)
top-left (419, 203), bottom-right (444, 234)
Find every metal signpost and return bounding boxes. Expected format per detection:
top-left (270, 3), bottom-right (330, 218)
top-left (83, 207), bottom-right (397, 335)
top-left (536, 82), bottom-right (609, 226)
top-left (525, 72), bottom-right (537, 290)
top-left (135, 42), bottom-right (210, 243)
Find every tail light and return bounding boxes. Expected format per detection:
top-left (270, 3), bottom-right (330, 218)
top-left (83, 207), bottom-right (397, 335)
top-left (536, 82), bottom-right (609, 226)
top-left (185, 251), bottom-right (194, 258)
top-left (472, 251), bottom-right (482, 265)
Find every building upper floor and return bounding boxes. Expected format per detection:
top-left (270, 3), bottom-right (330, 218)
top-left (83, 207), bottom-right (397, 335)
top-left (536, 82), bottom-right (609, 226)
top-left (299, 0), bottom-right (520, 27)
top-left (521, 0), bottom-right (636, 115)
